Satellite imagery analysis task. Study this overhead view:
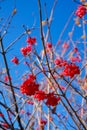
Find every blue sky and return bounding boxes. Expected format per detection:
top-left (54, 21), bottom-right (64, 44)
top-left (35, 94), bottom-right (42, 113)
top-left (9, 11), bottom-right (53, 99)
top-left (0, 0), bottom-right (77, 40)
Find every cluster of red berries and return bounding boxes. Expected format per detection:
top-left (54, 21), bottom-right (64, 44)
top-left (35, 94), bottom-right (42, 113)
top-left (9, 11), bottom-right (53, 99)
top-left (11, 56), bottom-right (19, 64)
top-left (20, 37), bottom-right (36, 56)
top-left (34, 90), bottom-right (47, 101)
top-left (31, 90), bottom-right (60, 106)
top-left (46, 93), bottom-right (60, 106)
top-left (70, 56), bottom-right (81, 62)
top-left (26, 37), bottom-right (36, 45)
top-left (70, 47), bottom-right (81, 62)
top-left (35, 91), bottom-right (60, 106)
top-left (75, 5), bottom-right (86, 18)
top-left (34, 91), bottom-right (60, 106)
top-left (54, 57), bottom-right (80, 78)
top-left (61, 63), bottom-right (80, 78)
top-left (20, 45), bottom-right (32, 56)
top-left (54, 58), bottom-right (67, 67)
top-left (20, 74), bottom-right (39, 96)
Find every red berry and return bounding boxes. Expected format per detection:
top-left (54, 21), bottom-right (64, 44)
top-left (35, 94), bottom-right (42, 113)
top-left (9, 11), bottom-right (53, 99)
top-left (40, 119), bottom-right (47, 125)
top-left (34, 90), bottom-right (47, 101)
top-left (2, 123), bottom-right (9, 128)
top-left (20, 74), bottom-right (39, 96)
top-left (61, 63), bottom-right (80, 78)
top-left (75, 5), bottom-right (86, 18)
top-left (4, 75), bottom-right (11, 82)
top-left (11, 56), bottom-right (19, 64)
top-left (46, 42), bottom-right (52, 48)
top-left (20, 45), bottom-right (32, 56)
top-left (62, 42), bottom-right (69, 48)
top-left (46, 93), bottom-right (60, 106)
top-left (0, 112), bottom-right (4, 117)
top-left (26, 37), bottom-right (36, 45)
top-left (73, 47), bottom-right (78, 53)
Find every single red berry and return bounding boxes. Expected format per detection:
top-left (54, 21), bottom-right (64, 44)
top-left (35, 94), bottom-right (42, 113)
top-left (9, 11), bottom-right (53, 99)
top-left (4, 75), bottom-right (11, 82)
top-left (20, 109), bottom-right (25, 114)
top-left (0, 112), bottom-right (4, 117)
top-left (60, 86), bottom-right (66, 90)
top-left (46, 42), bottom-right (52, 48)
top-left (11, 56), bottom-right (19, 64)
top-left (40, 119), bottom-right (47, 125)
top-left (73, 47), bottom-right (78, 53)
top-left (62, 42), bottom-right (69, 49)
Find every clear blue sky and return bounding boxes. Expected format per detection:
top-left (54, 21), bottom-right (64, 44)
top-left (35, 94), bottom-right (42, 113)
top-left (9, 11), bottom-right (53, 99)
top-left (0, 0), bottom-right (77, 41)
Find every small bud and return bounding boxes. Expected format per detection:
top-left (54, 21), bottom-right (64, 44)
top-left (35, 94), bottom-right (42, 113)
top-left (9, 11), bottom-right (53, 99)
top-left (13, 8), bottom-right (17, 15)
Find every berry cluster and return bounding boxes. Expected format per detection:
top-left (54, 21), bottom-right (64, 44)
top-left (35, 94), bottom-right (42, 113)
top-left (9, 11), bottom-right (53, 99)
top-left (54, 57), bottom-right (80, 78)
top-left (61, 63), bottom-right (80, 78)
top-left (54, 58), bottom-right (67, 67)
top-left (34, 90), bottom-right (47, 101)
top-left (46, 93), bottom-right (60, 106)
top-left (11, 56), bottom-right (19, 64)
top-left (75, 5), bottom-right (86, 18)
top-left (20, 45), bottom-right (32, 56)
top-left (20, 74), bottom-right (39, 96)
top-left (70, 56), bottom-right (81, 62)
top-left (33, 90), bottom-right (60, 106)
top-left (26, 37), bottom-right (36, 45)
